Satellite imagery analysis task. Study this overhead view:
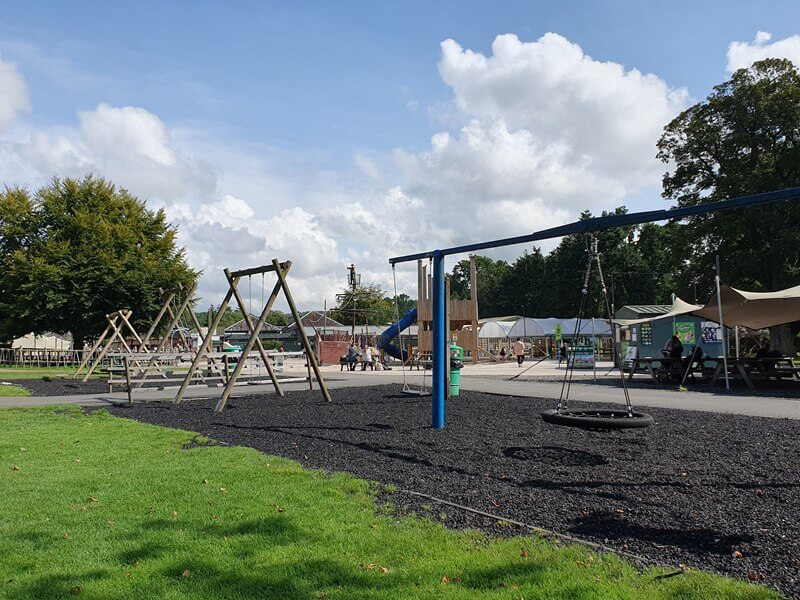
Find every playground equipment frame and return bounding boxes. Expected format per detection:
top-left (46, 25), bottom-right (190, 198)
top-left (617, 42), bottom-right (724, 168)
top-left (389, 186), bottom-right (800, 429)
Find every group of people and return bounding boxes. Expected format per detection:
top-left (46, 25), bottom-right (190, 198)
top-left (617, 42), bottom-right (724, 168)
top-left (344, 343), bottom-right (379, 371)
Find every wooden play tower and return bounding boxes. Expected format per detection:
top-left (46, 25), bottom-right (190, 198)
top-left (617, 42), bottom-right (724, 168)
top-left (417, 256), bottom-right (479, 362)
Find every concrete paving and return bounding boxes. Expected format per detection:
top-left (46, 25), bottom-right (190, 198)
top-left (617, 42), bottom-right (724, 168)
top-left (2, 360), bottom-right (799, 420)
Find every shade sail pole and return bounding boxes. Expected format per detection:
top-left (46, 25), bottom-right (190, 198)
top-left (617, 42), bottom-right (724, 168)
top-left (715, 255), bottom-right (730, 390)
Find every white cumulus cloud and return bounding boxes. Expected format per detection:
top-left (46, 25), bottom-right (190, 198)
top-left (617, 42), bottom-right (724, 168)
top-left (393, 33), bottom-right (689, 247)
top-left (727, 31), bottom-right (800, 72)
top-left (0, 56), bottom-right (29, 131)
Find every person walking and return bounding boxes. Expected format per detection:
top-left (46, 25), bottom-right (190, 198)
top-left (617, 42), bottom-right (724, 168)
top-left (558, 340), bottom-right (568, 367)
top-left (512, 338), bottom-right (526, 366)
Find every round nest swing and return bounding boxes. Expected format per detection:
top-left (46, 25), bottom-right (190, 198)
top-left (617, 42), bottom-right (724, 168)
top-left (541, 408), bottom-right (653, 430)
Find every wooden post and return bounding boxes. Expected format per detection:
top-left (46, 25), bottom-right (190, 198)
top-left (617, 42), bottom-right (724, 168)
top-left (123, 356), bottom-right (133, 405)
top-left (174, 286), bottom-right (236, 404)
top-left (82, 314), bottom-right (125, 381)
top-left (140, 288), bottom-right (175, 350)
top-left (273, 259), bottom-right (332, 403)
top-left (73, 321), bottom-right (113, 379)
top-left (225, 268), bottom-right (285, 398)
top-left (215, 263), bottom-right (291, 412)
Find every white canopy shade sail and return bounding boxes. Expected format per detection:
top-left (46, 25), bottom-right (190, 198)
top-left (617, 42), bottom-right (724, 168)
top-left (692, 284), bottom-right (800, 330)
top-left (614, 285), bottom-right (800, 330)
top-left (614, 297), bottom-right (703, 327)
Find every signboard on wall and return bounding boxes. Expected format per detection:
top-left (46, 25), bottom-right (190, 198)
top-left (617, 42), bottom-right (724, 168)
top-left (675, 322), bottom-right (696, 345)
top-left (701, 321), bottom-right (722, 344)
top-left (640, 323), bottom-right (652, 346)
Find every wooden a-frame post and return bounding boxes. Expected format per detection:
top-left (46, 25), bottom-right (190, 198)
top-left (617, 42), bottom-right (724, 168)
top-left (77, 309), bottom-right (146, 381)
top-left (173, 264), bottom-right (287, 405)
top-left (173, 259), bottom-right (331, 409)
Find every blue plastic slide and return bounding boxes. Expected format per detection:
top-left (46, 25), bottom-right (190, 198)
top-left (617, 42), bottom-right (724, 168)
top-left (377, 308), bottom-right (417, 361)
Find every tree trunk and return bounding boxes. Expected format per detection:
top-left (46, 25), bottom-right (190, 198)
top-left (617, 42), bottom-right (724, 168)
top-left (768, 322), bottom-right (796, 356)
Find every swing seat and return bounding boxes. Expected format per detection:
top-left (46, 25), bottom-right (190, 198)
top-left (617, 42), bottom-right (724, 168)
top-left (402, 389), bottom-right (430, 397)
top-left (402, 385), bottom-right (430, 397)
top-left (541, 408), bottom-right (653, 430)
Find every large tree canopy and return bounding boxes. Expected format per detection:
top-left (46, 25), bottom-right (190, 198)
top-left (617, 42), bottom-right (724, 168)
top-left (0, 176), bottom-right (197, 346)
top-left (657, 58), bottom-right (800, 350)
top-left (657, 58), bottom-right (800, 291)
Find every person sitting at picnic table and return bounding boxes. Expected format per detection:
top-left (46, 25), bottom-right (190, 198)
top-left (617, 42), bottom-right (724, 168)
top-left (663, 335), bottom-right (683, 359)
top-left (754, 343), bottom-right (784, 372)
top-left (361, 345), bottom-right (373, 371)
top-left (346, 343), bottom-right (358, 371)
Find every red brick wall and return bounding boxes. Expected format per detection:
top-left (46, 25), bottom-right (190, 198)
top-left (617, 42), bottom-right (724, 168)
top-left (318, 340), bottom-right (351, 366)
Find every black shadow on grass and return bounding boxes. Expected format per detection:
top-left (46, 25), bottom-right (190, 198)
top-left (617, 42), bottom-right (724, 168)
top-left (159, 557), bottom-right (408, 599)
top-left (568, 513), bottom-right (753, 555)
top-left (458, 561), bottom-right (548, 590)
top-left (18, 568), bottom-right (111, 598)
top-left (139, 515), bottom-right (301, 545)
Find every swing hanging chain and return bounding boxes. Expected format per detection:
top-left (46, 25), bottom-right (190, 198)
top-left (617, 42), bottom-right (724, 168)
top-left (592, 237), bottom-right (634, 415)
top-left (391, 264), bottom-right (409, 389)
top-left (557, 240), bottom-right (592, 411)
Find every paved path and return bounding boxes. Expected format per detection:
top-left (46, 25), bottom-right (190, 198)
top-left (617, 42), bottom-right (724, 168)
top-left (2, 368), bottom-right (799, 420)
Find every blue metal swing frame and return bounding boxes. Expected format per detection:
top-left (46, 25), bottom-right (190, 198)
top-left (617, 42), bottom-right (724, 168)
top-left (389, 186), bottom-right (800, 429)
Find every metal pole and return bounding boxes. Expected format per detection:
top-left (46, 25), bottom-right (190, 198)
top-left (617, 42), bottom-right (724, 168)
top-left (432, 251), bottom-right (446, 429)
top-left (588, 316), bottom-right (592, 378)
top-left (715, 255), bottom-right (730, 390)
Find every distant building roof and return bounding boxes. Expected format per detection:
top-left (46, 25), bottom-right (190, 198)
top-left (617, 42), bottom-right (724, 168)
top-left (621, 305), bottom-right (672, 316)
top-left (281, 310), bottom-right (344, 332)
top-left (224, 315), bottom-right (281, 334)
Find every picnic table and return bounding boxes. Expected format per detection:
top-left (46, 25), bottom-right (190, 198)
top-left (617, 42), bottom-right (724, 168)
top-left (626, 356), bottom-right (684, 383)
top-left (705, 357), bottom-right (800, 390)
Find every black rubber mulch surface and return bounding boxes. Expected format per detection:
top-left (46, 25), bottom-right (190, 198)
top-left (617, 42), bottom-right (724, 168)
top-left (6, 377), bottom-right (109, 396)
top-left (109, 385), bottom-right (800, 597)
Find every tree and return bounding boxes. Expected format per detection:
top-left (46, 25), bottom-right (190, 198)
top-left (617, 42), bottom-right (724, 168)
top-left (390, 293), bottom-right (417, 317)
top-left (449, 256), bottom-right (512, 318)
top-left (0, 176), bottom-right (197, 347)
top-left (331, 284), bottom-right (395, 326)
top-left (657, 58), bottom-right (800, 352)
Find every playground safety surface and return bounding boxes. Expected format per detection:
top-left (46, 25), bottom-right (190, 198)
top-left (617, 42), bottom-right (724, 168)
top-left (10, 377), bottom-right (109, 396)
top-left (110, 384), bottom-right (800, 596)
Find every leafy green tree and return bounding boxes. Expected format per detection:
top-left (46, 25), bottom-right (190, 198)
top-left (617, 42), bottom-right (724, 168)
top-left (331, 284), bottom-right (395, 326)
top-left (449, 255), bottom-right (512, 318)
top-left (0, 176), bottom-right (197, 347)
top-left (387, 293), bottom-right (416, 318)
top-left (505, 248), bottom-right (549, 316)
top-left (657, 58), bottom-right (800, 351)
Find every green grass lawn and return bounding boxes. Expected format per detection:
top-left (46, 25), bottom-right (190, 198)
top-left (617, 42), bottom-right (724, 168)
top-left (0, 366), bottom-right (85, 380)
top-left (0, 406), bottom-right (774, 599)
top-left (0, 384), bottom-right (31, 397)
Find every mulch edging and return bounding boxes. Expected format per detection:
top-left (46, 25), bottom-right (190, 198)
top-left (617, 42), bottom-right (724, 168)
top-left (109, 385), bottom-right (800, 597)
top-left (5, 378), bottom-right (110, 396)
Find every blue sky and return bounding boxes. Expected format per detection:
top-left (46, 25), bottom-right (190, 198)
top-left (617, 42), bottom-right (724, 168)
top-left (1, 1), bottom-right (799, 306)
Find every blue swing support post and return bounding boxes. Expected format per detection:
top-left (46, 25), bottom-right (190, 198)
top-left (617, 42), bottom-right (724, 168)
top-left (389, 186), bottom-right (800, 430)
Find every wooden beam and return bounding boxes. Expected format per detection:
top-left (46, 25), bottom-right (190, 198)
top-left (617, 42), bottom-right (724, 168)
top-left (229, 262), bottom-right (291, 279)
top-left (273, 258), bottom-right (332, 402)
top-left (225, 268), bottom-right (285, 399)
top-left (173, 285), bottom-right (236, 404)
top-left (215, 267), bottom-right (289, 412)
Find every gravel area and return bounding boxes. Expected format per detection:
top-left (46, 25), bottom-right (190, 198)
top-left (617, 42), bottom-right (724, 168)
top-left (5, 377), bottom-right (109, 396)
top-left (110, 384), bottom-right (800, 597)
